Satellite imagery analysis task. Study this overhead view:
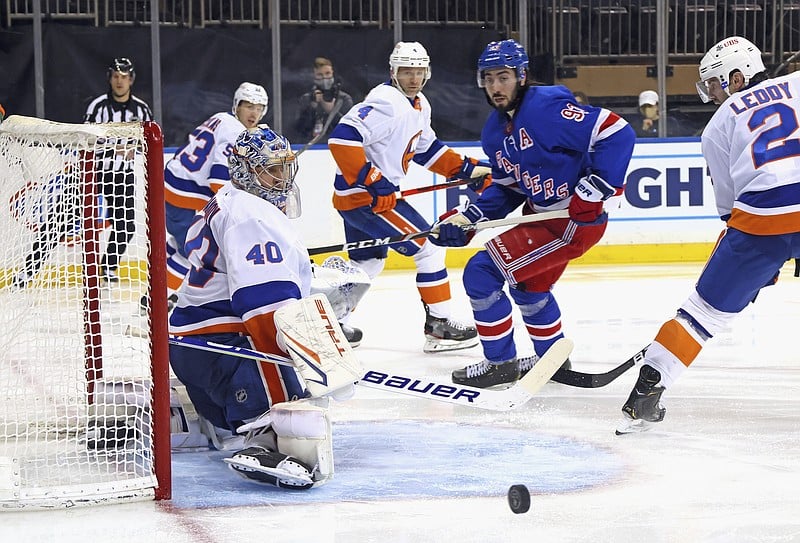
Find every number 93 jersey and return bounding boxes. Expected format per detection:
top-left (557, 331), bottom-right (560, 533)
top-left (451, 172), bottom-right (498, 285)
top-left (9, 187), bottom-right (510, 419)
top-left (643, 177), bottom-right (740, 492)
top-left (165, 111), bottom-right (246, 211)
top-left (168, 184), bottom-right (312, 353)
top-left (701, 70), bottom-right (800, 235)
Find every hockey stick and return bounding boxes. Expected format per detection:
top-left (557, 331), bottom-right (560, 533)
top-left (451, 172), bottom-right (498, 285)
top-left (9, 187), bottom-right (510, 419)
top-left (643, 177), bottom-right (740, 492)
top-left (168, 335), bottom-right (569, 412)
top-left (400, 177), bottom-right (481, 198)
top-left (548, 345), bottom-right (647, 388)
top-left (295, 98), bottom-right (344, 156)
top-left (307, 209), bottom-right (570, 256)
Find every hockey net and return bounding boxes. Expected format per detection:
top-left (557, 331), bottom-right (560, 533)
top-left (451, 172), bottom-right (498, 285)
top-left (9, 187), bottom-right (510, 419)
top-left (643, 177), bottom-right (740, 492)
top-left (0, 116), bottom-right (170, 509)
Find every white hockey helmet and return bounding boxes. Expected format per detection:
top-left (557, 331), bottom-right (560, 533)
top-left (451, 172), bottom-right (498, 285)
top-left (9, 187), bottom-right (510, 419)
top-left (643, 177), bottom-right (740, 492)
top-left (232, 82), bottom-right (269, 120)
top-left (696, 36), bottom-right (766, 103)
top-left (389, 41), bottom-right (431, 93)
top-left (228, 125), bottom-right (301, 217)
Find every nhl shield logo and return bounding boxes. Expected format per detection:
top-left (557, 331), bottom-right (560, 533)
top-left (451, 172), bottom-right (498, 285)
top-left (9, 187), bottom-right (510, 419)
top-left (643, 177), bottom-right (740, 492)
top-left (235, 389), bottom-right (248, 403)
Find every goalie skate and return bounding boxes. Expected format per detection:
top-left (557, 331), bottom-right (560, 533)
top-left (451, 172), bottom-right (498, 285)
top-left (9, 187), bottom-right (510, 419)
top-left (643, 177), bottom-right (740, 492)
top-left (224, 446), bottom-right (315, 490)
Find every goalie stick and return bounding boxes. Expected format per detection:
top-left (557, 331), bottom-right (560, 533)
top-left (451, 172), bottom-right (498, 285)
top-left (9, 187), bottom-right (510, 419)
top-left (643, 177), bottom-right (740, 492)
top-left (307, 209), bottom-right (570, 256)
top-left (167, 335), bottom-right (571, 412)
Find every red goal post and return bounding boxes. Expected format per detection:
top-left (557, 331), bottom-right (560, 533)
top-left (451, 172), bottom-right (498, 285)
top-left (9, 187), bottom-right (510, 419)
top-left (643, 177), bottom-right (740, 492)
top-left (0, 115), bottom-right (170, 508)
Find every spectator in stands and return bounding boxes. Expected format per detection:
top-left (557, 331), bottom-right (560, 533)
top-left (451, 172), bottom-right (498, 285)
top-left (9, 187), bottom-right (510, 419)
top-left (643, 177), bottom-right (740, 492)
top-left (294, 57), bottom-right (354, 145)
top-left (83, 57), bottom-right (153, 282)
top-left (631, 90), bottom-right (682, 138)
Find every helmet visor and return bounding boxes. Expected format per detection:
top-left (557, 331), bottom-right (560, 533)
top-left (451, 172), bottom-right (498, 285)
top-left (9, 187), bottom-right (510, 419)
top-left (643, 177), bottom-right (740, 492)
top-left (696, 77), bottom-right (726, 104)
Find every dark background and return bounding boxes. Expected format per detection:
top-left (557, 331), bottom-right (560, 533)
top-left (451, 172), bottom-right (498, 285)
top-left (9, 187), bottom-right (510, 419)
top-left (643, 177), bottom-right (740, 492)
top-left (0, 23), bottom-right (515, 147)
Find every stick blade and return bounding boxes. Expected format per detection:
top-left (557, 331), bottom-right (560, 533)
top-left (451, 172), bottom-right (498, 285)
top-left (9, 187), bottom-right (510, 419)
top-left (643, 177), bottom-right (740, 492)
top-left (517, 338), bottom-right (574, 395)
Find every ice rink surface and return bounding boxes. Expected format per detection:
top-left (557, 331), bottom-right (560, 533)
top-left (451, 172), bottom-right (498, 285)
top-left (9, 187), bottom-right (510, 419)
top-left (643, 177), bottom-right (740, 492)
top-left (2, 262), bottom-right (800, 543)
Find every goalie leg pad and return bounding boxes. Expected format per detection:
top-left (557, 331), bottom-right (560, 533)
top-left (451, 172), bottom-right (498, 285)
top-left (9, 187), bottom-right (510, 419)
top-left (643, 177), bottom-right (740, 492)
top-left (224, 446), bottom-right (314, 490)
top-left (169, 380), bottom-right (211, 451)
top-left (271, 398), bottom-right (334, 486)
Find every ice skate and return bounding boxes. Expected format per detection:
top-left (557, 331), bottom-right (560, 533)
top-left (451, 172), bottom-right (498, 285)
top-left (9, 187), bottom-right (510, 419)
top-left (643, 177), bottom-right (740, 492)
top-left (615, 364), bottom-right (666, 435)
top-left (451, 358), bottom-right (519, 389)
top-left (224, 446), bottom-right (315, 490)
top-left (340, 323), bottom-right (363, 348)
top-left (422, 302), bottom-right (479, 353)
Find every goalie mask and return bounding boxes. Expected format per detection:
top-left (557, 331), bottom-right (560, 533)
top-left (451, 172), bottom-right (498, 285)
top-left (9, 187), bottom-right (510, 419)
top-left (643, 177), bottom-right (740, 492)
top-left (696, 36), bottom-right (766, 104)
top-left (229, 125), bottom-right (301, 218)
top-left (389, 41), bottom-right (431, 96)
top-left (232, 82), bottom-right (269, 121)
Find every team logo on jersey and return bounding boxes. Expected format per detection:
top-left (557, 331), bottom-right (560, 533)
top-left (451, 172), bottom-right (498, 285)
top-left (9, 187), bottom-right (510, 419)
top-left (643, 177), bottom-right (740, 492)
top-left (401, 131), bottom-right (422, 174)
top-left (560, 103), bottom-right (586, 122)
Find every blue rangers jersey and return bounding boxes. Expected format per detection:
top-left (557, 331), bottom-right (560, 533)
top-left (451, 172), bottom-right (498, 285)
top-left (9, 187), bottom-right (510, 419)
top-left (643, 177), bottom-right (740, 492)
top-left (475, 85), bottom-right (635, 219)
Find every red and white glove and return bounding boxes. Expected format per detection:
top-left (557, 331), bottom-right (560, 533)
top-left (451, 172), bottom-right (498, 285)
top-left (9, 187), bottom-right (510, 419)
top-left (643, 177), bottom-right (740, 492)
top-left (568, 173), bottom-right (617, 224)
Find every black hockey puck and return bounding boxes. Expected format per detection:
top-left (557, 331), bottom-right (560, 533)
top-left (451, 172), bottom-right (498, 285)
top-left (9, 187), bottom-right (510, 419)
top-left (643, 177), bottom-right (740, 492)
top-left (507, 484), bottom-right (531, 514)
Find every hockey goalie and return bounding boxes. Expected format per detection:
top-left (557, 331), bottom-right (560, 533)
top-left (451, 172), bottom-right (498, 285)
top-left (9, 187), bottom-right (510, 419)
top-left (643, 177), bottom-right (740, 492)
top-left (167, 126), bottom-right (368, 489)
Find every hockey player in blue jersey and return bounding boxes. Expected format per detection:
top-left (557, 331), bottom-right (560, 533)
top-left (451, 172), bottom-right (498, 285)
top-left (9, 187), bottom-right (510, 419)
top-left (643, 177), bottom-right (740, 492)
top-left (430, 39), bottom-right (636, 389)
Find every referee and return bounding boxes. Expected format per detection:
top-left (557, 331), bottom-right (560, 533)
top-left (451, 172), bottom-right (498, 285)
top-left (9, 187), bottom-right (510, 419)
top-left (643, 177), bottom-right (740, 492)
top-left (84, 57), bottom-right (153, 282)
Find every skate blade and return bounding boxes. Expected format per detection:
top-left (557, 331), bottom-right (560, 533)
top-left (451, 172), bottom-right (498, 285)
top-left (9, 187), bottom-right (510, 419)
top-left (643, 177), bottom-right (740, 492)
top-left (423, 337), bottom-right (479, 353)
top-left (223, 456), bottom-right (313, 485)
top-left (615, 416), bottom-right (658, 435)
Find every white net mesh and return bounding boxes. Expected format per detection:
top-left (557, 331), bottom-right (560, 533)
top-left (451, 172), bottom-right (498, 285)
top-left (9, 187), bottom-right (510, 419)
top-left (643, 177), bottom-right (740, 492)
top-left (0, 116), bottom-right (167, 509)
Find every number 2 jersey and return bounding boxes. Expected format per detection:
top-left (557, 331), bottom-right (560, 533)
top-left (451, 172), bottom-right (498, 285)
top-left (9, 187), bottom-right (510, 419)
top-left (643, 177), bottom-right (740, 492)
top-left (164, 111), bottom-right (245, 211)
top-left (168, 184), bottom-right (312, 357)
top-left (701, 70), bottom-right (800, 235)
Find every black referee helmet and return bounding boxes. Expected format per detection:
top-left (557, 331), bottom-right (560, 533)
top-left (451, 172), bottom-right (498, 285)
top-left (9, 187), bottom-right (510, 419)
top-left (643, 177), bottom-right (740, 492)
top-left (107, 57), bottom-right (135, 82)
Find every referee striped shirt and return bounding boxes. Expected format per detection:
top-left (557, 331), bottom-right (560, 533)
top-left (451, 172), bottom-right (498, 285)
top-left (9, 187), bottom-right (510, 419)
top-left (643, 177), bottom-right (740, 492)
top-left (84, 92), bottom-right (153, 124)
top-left (84, 92), bottom-right (153, 172)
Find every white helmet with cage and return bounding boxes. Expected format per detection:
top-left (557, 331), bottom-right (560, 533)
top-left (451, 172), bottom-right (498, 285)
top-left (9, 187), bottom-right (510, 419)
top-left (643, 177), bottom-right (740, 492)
top-left (696, 36), bottom-right (766, 103)
top-left (228, 125), bottom-right (301, 218)
top-left (389, 41), bottom-right (431, 94)
top-left (232, 82), bottom-right (269, 120)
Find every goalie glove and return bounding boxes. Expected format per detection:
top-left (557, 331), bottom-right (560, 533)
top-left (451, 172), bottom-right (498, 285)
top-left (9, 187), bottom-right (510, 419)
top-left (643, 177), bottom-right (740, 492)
top-left (357, 162), bottom-right (397, 214)
top-left (451, 157), bottom-right (492, 193)
top-left (429, 204), bottom-right (485, 247)
top-left (568, 173), bottom-right (617, 224)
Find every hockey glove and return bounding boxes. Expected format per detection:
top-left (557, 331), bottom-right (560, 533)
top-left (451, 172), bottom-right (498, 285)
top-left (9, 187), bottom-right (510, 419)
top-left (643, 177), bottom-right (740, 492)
top-left (360, 164), bottom-right (397, 214)
top-left (452, 157), bottom-right (492, 193)
top-left (429, 204), bottom-right (484, 247)
top-left (568, 173), bottom-right (617, 224)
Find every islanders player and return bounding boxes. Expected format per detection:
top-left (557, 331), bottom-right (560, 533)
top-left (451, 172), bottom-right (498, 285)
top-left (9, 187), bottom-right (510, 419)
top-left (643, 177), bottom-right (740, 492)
top-left (328, 41), bottom-right (488, 353)
top-left (169, 126), bottom-right (358, 489)
top-left (161, 82), bottom-right (268, 306)
top-left (617, 36), bottom-right (800, 433)
top-left (430, 39), bottom-right (635, 388)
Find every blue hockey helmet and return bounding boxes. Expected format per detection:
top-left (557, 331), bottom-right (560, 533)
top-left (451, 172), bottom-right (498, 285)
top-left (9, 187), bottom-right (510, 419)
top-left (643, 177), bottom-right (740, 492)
top-left (476, 40), bottom-right (529, 88)
top-left (229, 125), bottom-right (301, 217)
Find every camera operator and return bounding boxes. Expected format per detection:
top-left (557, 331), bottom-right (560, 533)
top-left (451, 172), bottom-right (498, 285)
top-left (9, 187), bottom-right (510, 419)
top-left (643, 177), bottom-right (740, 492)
top-left (294, 57), bottom-right (354, 144)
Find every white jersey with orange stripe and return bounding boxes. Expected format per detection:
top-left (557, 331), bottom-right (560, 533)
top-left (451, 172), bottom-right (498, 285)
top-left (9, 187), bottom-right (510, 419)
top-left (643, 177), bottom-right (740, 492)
top-left (168, 184), bottom-right (312, 354)
top-left (328, 83), bottom-right (462, 211)
top-left (702, 70), bottom-right (800, 235)
top-left (165, 111), bottom-right (246, 211)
